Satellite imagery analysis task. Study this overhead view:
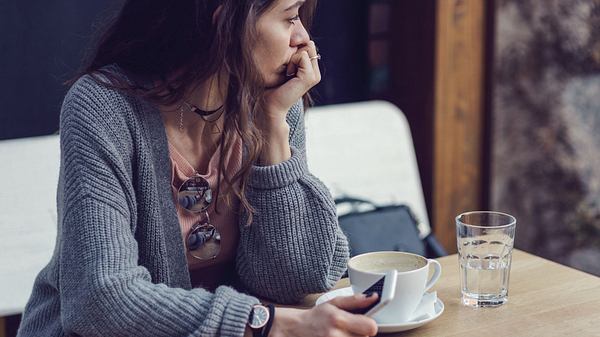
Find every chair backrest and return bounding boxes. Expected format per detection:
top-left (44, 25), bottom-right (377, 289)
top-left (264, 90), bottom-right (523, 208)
top-left (305, 100), bottom-right (431, 238)
top-left (0, 135), bottom-right (60, 315)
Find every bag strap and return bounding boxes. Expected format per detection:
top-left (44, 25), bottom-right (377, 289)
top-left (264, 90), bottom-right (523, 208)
top-left (334, 196), bottom-right (377, 208)
top-left (334, 196), bottom-right (379, 215)
top-left (335, 197), bottom-right (416, 217)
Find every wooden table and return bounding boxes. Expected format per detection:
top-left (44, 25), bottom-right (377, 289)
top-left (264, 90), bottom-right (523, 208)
top-left (301, 250), bottom-right (600, 336)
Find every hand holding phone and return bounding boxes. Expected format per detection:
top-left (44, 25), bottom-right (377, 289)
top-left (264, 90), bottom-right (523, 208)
top-left (351, 269), bottom-right (397, 317)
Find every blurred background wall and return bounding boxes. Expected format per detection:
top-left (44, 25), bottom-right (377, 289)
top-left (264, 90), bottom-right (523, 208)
top-left (0, 0), bottom-right (122, 140)
top-left (492, 0), bottom-right (600, 275)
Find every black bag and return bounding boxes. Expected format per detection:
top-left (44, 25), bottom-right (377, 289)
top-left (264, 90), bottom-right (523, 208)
top-left (335, 197), bottom-right (447, 258)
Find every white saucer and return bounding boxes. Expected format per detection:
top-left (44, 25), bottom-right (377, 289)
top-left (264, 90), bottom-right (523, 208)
top-left (315, 286), bottom-right (444, 333)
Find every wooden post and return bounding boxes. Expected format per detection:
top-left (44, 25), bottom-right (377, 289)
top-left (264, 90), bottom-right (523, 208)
top-left (0, 317), bottom-right (6, 337)
top-left (434, 0), bottom-right (486, 253)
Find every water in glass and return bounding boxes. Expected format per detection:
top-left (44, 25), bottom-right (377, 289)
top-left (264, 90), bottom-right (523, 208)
top-left (459, 238), bottom-right (512, 306)
top-left (456, 211), bottom-right (516, 307)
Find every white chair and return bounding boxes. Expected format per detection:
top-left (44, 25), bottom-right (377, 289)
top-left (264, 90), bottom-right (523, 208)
top-left (0, 135), bottom-right (60, 316)
top-left (305, 100), bottom-right (432, 239)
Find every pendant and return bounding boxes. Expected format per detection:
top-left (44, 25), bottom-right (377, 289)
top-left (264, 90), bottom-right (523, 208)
top-left (178, 175), bottom-right (212, 213)
top-left (186, 222), bottom-right (221, 260)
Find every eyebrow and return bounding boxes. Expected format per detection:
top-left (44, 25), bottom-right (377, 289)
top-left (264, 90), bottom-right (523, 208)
top-left (284, 0), bottom-right (305, 12)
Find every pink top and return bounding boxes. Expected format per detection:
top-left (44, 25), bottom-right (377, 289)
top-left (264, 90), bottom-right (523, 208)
top-left (168, 136), bottom-right (243, 290)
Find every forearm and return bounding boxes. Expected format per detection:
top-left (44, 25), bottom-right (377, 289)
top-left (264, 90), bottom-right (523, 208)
top-left (237, 153), bottom-right (349, 303)
top-left (60, 198), bottom-right (258, 337)
top-left (67, 281), bottom-right (255, 336)
top-left (239, 100), bottom-right (349, 303)
top-left (258, 113), bottom-right (292, 166)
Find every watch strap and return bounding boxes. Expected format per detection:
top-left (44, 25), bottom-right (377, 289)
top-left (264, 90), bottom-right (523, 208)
top-left (262, 304), bottom-right (275, 337)
top-left (249, 303), bottom-right (275, 337)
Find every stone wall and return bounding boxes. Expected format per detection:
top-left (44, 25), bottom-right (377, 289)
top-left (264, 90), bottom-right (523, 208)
top-left (492, 0), bottom-right (600, 275)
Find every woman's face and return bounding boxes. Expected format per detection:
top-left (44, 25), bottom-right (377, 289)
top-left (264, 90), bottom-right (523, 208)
top-left (253, 0), bottom-right (311, 87)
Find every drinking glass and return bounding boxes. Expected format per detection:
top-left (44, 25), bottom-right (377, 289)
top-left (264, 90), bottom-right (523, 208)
top-left (456, 211), bottom-right (516, 307)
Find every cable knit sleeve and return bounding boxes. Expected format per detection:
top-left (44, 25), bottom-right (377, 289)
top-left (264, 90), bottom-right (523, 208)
top-left (56, 81), bottom-right (258, 337)
top-left (236, 100), bottom-right (350, 304)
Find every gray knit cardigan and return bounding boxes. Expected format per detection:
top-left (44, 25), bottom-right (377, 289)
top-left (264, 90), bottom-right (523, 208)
top-left (16, 72), bottom-right (349, 337)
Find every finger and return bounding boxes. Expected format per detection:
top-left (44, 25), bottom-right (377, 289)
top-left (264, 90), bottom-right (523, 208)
top-left (348, 334), bottom-right (371, 337)
top-left (286, 50), bottom-right (311, 78)
top-left (329, 307), bottom-right (378, 336)
top-left (329, 293), bottom-right (379, 311)
top-left (298, 40), bottom-right (318, 59)
top-left (308, 53), bottom-right (321, 83)
top-left (296, 50), bottom-right (313, 77)
top-left (288, 50), bottom-right (317, 89)
top-left (298, 41), bottom-right (321, 80)
top-left (327, 294), bottom-right (379, 336)
top-left (285, 55), bottom-right (298, 77)
top-left (281, 51), bottom-right (313, 97)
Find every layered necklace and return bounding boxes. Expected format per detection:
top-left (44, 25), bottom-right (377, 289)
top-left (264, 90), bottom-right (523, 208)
top-left (177, 69), bottom-right (225, 133)
top-left (173, 87), bottom-right (225, 260)
top-left (177, 101), bottom-right (224, 134)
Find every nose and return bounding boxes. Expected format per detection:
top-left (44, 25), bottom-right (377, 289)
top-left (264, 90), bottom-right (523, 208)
top-left (290, 21), bottom-right (310, 47)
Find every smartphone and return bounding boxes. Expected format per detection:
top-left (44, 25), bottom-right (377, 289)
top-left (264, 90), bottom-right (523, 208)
top-left (351, 269), bottom-right (397, 316)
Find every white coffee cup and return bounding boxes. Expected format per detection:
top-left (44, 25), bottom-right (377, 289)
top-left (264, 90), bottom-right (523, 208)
top-left (348, 251), bottom-right (442, 324)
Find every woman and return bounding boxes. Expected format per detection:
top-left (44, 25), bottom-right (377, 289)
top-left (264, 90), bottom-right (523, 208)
top-left (17, 0), bottom-right (379, 336)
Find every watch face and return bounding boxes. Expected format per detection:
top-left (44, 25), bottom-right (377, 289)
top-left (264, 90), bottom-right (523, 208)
top-left (249, 305), bottom-right (270, 329)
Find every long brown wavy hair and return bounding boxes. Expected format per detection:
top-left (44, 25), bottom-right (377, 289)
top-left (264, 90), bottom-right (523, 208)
top-left (75, 0), bottom-right (316, 224)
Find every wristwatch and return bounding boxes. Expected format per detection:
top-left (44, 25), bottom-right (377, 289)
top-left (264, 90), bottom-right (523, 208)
top-left (248, 303), bottom-right (274, 337)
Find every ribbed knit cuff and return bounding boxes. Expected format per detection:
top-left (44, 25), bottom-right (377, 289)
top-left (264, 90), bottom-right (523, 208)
top-left (328, 232), bottom-right (351, 287)
top-left (248, 146), bottom-right (308, 189)
top-left (214, 286), bottom-right (260, 337)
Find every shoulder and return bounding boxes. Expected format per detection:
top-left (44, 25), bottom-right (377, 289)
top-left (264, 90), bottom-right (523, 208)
top-left (63, 66), bottom-right (135, 116)
top-left (60, 66), bottom-right (144, 161)
top-left (61, 66), bottom-right (141, 135)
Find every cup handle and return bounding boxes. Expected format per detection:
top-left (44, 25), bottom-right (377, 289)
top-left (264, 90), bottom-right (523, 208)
top-left (424, 259), bottom-right (442, 291)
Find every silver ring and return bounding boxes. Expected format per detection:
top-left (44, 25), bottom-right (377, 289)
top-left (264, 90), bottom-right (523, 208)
top-left (309, 54), bottom-right (321, 61)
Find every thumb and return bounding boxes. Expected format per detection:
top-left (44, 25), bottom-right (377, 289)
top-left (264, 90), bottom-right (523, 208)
top-left (328, 293), bottom-right (379, 312)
